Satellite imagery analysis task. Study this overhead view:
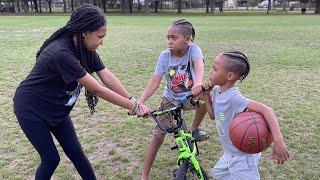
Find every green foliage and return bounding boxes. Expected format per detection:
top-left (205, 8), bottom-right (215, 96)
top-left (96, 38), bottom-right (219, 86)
top-left (0, 15), bottom-right (319, 179)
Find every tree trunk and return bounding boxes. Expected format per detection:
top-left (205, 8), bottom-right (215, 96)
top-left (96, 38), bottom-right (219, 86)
top-left (144, 0), bottom-right (149, 14)
top-left (210, 0), bottom-right (215, 13)
top-left (11, 2), bottom-right (16, 13)
top-left (31, 0), bottom-right (34, 11)
top-left (177, 0), bottom-right (182, 14)
top-left (155, 0), bottom-right (159, 12)
top-left (71, 0), bottom-right (74, 11)
top-left (33, 0), bottom-right (38, 12)
top-left (47, 0), bottom-right (51, 13)
top-left (219, 0), bottom-right (223, 12)
top-left (121, 0), bottom-right (125, 13)
top-left (316, 0), bottom-right (320, 14)
top-left (16, 0), bottom-right (21, 12)
top-left (137, 0), bottom-right (141, 11)
top-left (101, 0), bottom-right (107, 13)
top-left (39, 0), bottom-right (42, 13)
top-left (63, 0), bottom-right (66, 12)
top-left (129, 0), bottom-right (133, 13)
top-left (205, 0), bottom-right (209, 13)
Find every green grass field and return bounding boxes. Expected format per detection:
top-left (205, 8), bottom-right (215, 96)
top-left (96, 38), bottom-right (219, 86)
top-left (0, 15), bottom-right (319, 179)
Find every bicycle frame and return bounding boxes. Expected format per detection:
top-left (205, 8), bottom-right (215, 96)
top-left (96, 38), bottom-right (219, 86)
top-left (175, 128), bottom-right (206, 179)
top-left (149, 95), bottom-right (207, 179)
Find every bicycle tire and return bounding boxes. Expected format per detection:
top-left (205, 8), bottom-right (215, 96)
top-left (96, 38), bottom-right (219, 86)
top-left (175, 159), bottom-right (209, 180)
top-left (174, 159), bottom-right (189, 180)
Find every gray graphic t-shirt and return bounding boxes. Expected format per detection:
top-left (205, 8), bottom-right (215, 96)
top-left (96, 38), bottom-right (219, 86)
top-left (154, 44), bottom-right (204, 105)
top-left (212, 85), bottom-right (250, 156)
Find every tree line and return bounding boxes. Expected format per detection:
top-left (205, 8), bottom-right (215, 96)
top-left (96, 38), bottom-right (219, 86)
top-left (0, 0), bottom-right (319, 14)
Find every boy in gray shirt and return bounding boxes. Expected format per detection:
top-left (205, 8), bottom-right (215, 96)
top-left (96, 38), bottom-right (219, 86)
top-left (201, 51), bottom-right (290, 180)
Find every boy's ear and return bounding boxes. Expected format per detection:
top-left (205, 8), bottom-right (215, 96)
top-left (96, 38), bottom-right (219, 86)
top-left (227, 72), bottom-right (237, 81)
top-left (185, 36), bottom-right (191, 44)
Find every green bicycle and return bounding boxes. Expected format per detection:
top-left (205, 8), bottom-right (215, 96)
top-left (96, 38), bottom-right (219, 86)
top-left (148, 95), bottom-right (209, 180)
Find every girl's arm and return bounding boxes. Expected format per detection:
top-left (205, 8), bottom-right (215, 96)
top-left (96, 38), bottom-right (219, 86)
top-left (138, 75), bottom-right (162, 104)
top-left (77, 73), bottom-right (150, 115)
top-left (97, 68), bottom-right (132, 99)
top-left (191, 59), bottom-right (204, 96)
top-left (247, 100), bottom-right (289, 164)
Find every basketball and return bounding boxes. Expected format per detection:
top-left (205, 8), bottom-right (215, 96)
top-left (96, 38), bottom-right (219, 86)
top-left (229, 111), bottom-right (273, 154)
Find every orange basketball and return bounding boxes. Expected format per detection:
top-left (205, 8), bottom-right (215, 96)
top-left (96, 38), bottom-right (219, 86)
top-left (229, 111), bottom-right (273, 154)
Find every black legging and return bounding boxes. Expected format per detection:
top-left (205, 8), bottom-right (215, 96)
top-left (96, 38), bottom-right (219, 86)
top-left (14, 110), bottom-right (96, 180)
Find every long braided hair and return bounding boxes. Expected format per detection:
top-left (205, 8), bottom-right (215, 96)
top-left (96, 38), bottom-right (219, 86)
top-left (222, 51), bottom-right (250, 82)
top-left (36, 4), bottom-right (107, 114)
top-left (171, 19), bottom-right (196, 42)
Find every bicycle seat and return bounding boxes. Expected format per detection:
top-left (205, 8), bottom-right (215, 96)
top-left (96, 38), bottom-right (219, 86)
top-left (192, 128), bottom-right (209, 142)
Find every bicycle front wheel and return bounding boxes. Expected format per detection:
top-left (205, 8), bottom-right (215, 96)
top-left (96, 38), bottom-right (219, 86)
top-left (175, 159), bottom-right (189, 180)
top-left (174, 159), bottom-right (208, 180)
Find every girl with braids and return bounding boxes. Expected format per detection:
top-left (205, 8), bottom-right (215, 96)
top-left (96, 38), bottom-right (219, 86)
top-left (139, 19), bottom-right (208, 179)
top-left (13, 4), bottom-right (149, 180)
top-left (199, 51), bottom-right (289, 179)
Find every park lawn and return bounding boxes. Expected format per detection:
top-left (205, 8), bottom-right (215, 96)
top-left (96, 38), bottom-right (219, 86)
top-left (0, 15), bottom-right (319, 179)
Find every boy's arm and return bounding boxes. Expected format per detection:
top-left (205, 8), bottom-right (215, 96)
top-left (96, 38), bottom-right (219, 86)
top-left (247, 100), bottom-right (289, 164)
top-left (203, 92), bottom-right (214, 120)
top-left (191, 59), bottom-right (204, 96)
top-left (138, 75), bottom-right (162, 104)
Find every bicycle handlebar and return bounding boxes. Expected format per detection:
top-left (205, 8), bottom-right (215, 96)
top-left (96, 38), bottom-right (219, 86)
top-left (148, 94), bottom-right (197, 117)
top-left (147, 94), bottom-right (201, 133)
top-left (147, 86), bottom-right (212, 133)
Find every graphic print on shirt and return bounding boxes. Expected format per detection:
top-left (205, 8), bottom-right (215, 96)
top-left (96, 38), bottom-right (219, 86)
top-left (168, 63), bottom-right (193, 93)
top-left (65, 84), bottom-right (83, 106)
top-left (215, 105), bottom-right (225, 136)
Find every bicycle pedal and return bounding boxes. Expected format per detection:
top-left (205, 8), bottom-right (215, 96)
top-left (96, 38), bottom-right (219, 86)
top-left (171, 145), bottom-right (178, 150)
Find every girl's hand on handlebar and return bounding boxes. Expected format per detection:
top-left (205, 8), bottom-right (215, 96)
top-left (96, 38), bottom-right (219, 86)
top-left (136, 103), bottom-right (151, 117)
top-left (128, 102), bottom-right (150, 117)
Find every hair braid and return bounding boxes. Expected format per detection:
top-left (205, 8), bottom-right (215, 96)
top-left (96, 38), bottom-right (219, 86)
top-left (171, 19), bottom-right (196, 42)
top-left (36, 27), bottom-right (68, 59)
top-left (223, 51), bottom-right (250, 82)
top-left (36, 4), bottom-right (106, 115)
